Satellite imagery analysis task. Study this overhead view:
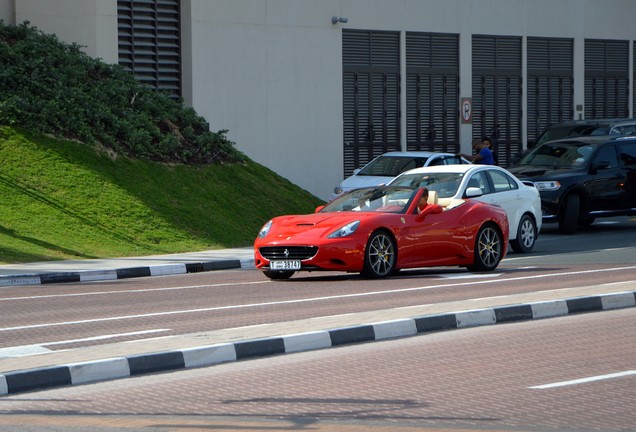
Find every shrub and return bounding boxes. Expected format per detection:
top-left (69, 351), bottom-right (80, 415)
top-left (0, 21), bottom-right (245, 164)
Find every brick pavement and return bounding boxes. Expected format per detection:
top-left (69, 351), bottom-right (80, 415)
top-left (0, 308), bottom-right (633, 431)
top-left (1, 278), bottom-right (635, 397)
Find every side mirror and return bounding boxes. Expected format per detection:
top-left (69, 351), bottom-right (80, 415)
top-left (353, 168), bottom-right (361, 175)
top-left (315, 205), bottom-right (325, 213)
top-left (464, 187), bottom-right (483, 198)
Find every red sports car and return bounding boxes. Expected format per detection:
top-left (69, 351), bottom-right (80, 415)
top-left (254, 186), bottom-right (509, 280)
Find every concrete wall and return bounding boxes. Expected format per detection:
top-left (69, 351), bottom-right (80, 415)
top-left (185, 0), bottom-right (344, 199)
top-left (2, 0), bottom-right (636, 200)
top-left (9, 0), bottom-right (118, 62)
top-left (0, 0), bottom-right (15, 23)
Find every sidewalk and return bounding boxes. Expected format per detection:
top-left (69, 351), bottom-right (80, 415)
top-left (1, 249), bottom-right (635, 396)
top-left (0, 247), bottom-right (256, 286)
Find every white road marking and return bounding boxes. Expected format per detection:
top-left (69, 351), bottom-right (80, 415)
top-left (439, 273), bottom-right (502, 279)
top-left (1, 265), bottom-right (635, 333)
top-left (0, 280), bottom-right (270, 301)
top-left (504, 245), bottom-right (635, 260)
top-left (530, 370), bottom-right (636, 389)
top-left (0, 329), bottom-right (171, 357)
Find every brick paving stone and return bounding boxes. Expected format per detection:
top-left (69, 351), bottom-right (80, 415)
top-left (0, 308), bottom-right (633, 431)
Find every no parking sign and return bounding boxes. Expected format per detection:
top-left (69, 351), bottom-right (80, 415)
top-left (461, 97), bottom-right (472, 124)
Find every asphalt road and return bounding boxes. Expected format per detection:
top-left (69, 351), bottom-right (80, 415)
top-left (0, 217), bottom-right (635, 431)
top-left (1, 219), bottom-right (635, 354)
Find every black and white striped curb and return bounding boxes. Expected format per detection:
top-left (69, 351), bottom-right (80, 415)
top-left (1, 290), bottom-right (634, 396)
top-left (0, 259), bottom-right (247, 287)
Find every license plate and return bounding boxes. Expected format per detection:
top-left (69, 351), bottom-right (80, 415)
top-left (270, 260), bottom-right (301, 270)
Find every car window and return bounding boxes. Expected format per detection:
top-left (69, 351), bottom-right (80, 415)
top-left (322, 187), bottom-right (415, 213)
top-left (589, 127), bottom-right (611, 136)
top-left (488, 170), bottom-right (519, 193)
top-left (593, 145), bottom-right (619, 169)
top-left (618, 142), bottom-right (636, 168)
top-left (358, 156), bottom-right (428, 177)
top-left (466, 172), bottom-right (491, 194)
top-left (428, 155), bottom-right (465, 166)
top-left (389, 173), bottom-right (463, 198)
top-left (570, 145), bottom-right (595, 167)
top-left (610, 124), bottom-right (636, 136)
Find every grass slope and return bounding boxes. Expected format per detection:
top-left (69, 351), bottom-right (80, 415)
top-left (0, 127), bottom-right (323, 263)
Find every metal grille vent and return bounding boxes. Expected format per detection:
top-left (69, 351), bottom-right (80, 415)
top-left (527, 37), bottom-right (574, 143)
top-left (472, 35), bottom-right (523, 166)
top-left (117, 0), bottom-right (181, 98)
top-left (342, 30), bottom-right (401, 177)
top-left (406, 32), bottom-right (459, 153)
top-left (585, 39), bottom-right (629, 119)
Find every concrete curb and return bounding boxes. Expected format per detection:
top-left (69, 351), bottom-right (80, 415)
top-left (1, 290), bottom-right (634, 396)
top-left (0, 259), bottom-right (246, 287)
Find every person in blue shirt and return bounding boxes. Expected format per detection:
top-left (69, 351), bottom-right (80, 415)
top-left (458, 138), bottom-right (494, 165)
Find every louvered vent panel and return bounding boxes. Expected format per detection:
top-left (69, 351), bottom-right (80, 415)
top-left (118, 0), bottom-right (181, 98)
top-left (406, 32), bottom-right (459, 152)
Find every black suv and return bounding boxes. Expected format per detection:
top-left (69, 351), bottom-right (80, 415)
top-left (533, 118), bottom-right (636, 148)
top-left (508, 136), bottom-right (636, 233)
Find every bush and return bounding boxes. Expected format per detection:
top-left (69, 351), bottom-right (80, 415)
top-left (0, 21), bottom-right (245, 164)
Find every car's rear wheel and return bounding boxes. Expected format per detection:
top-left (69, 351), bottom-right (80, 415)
top-left (362, 231), bottom-right (396, 278)
top-left (263, 270), bottom-right (295, 280)
top-left (559, 194), bottom-right (580, 234)
top-left (510, 214), bottom-right (537, 253)
top-left (467, 224), bottom-right (503, 272)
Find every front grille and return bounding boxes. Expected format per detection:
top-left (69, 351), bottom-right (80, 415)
top-left (260, 246), bottom-right (318, 260)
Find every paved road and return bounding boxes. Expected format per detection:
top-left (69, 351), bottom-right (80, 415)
top-left (0, 305), bottom-right (633, 431)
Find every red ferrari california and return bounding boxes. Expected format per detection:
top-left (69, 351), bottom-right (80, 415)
top-left (254, 186), bottom-right (509, 280)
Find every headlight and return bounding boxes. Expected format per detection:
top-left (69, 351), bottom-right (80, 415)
top-left (327, 220), bottom-right (360, 238)
top-left (258, 220), bottom-right (273, 238)
top-left (534, 181), bottom-right (561, 191)
top-left (333, 185), bottom-right (343, 195)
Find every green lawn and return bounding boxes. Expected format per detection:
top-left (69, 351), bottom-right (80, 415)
top-left (0, 127), bottom-right (323, 263)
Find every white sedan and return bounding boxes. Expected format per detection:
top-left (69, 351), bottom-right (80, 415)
top-left (389, 164), bottom-right (542, 253)
top-left (332, 151), bottom-right (469, 199)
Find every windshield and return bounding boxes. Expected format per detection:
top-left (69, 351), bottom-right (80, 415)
top-left (518, 142), bottom-right (596, 168)
top-left (321, 187), bottom-right (416, 213)
top-left (389, 173), bottom-right (463, 198)
top-left (358, 156), bottom-right (428, 177)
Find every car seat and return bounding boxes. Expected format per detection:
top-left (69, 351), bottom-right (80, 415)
top-left (427, 190), bottom-right (439, 205)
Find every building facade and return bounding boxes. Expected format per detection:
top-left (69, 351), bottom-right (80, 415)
top-left (2, 0), bottom-right (635, 200)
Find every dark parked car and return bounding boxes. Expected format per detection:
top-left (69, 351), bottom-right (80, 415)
top-left (510, 118), bottom-right (636, 166)
top-left (534, 118), bottom-right (636, 148)
top-left (507, 136), bottom-right (636, 234)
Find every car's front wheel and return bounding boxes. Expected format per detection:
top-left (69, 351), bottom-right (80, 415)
top-left (362, 230), bottom-right (396, 278)
top-left (559, 194), bottom-right (580, 234)
top-left (510, 214), bottom-right (537, 253)
top-left (263, 270), bottom-right (295, 280)
top-left (467, 224), bottom-right (503, 272)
